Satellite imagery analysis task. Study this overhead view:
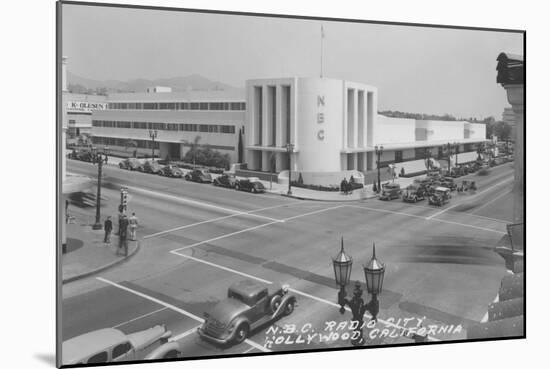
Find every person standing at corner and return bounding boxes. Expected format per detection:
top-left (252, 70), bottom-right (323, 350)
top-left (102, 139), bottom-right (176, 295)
top-left (103, 216), bottom-right (113, 244)
top-left (118, 215), bottom-right (129, 256)
top-left (129, 212), bottom-right (139, 241)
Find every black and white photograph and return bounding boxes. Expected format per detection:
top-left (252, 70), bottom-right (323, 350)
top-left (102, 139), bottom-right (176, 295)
top-left (55, 1), bottom-right (525, 367)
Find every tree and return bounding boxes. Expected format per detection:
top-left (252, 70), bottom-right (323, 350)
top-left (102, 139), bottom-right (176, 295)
top-left (77, 133), bottom-right (92, 146)
top-left (182, 136), bottom-right (202, 167)
top-left (237, 127), bottom-right (244, 163)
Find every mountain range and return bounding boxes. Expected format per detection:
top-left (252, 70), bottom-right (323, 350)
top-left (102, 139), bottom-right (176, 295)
top-left (67, 71), bottom-right (243, 94)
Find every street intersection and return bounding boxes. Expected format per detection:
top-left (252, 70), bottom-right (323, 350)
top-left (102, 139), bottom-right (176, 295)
top-left (63, 160), bottom-right (514, 361)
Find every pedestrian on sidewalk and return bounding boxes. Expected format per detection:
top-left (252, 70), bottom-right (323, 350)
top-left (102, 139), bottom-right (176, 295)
top-left (103, 216), bottom-right (113, 244)
top-left (116, 206), bottom-right (124, 236)
top-left (129, 212), bottom-right (139, 241)
top-left (117, 215), bottom-right (129, 256)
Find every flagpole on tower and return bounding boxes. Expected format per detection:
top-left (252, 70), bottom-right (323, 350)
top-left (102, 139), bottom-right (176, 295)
top-left (320, 25), bottom-right (324, 78)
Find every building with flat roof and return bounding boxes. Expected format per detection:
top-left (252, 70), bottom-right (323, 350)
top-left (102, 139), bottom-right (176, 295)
top-left (91, 89), bottom-right (245, 161)
top-left (245, 77), bottom-right (486, 185)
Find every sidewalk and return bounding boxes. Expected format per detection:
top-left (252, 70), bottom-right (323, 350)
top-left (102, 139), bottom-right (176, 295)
top-left (262, 176), bottom-right (418, 202)
top-left (62, 205), bottom-right (140, 284)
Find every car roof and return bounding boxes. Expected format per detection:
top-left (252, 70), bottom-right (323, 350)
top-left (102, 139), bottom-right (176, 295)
top-left (383, 183), bottom-right (400, 188)
top-left (228, 280), bottom-right (267, 299)
top-left (434, 186), bottom-right (450, 192)
top-left (62, 328), bottom-right (128, 364)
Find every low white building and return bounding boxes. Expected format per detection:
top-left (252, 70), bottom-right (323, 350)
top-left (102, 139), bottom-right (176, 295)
top-left (245, 77), bottom-right (487, 185)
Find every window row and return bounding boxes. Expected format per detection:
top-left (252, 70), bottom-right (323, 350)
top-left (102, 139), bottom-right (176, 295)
top-left (92, 120), bottom-right (236, 134)
top-left (107, 101), bottom-right (246, 111)
top-left (92, 136), bottom-right (160, 149)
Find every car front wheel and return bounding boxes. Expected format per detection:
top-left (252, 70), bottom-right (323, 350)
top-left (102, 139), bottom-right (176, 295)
top-left (283, 301), bottom-right (295, 316)
top-left (234, 323), bottom-right (249, 344)
top-left (235, 184), bottom-right (240, 191)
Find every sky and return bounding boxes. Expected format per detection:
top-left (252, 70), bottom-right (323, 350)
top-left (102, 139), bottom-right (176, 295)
top-left (62, 3), bottom-right (523, 120)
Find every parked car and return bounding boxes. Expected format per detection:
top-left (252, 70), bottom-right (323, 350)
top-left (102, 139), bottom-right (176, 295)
top-left (70, 150), bottom-right (94, 162)
top-left (185, 169), bottom-right (213, 183)
top-left (379, 183), bottom-right (402, 200)
top-left (213, 173), bottom-right (237, 188)
top-left (62, 325), bottom-right (183, 365)
top-left (198, 280), bottom-right (296, 345)
top-left (159, 164), bottom-right (183, 178)
top-left (440, 177), bottom-right (457, 191)
top-left (142, 160), bottom-right (163, 174)
top-left (413, 177), bottom-right (432, 192)
top-left (457, 180), bottom-right (477, 192)
top-left (119, 158), bottom-right (142, 171)
top-left (402, 184), bottom-right (426, 203)
top-left (428, 186), bottom-right (451, 206)
top-left (235, 177), bottom-right (265, 193)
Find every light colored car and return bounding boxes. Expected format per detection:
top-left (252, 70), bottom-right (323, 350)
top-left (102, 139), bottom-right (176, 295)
top-left (198, 280), bottom-right (296, 345)
top-left (62, 325), bottom-right (183, 365)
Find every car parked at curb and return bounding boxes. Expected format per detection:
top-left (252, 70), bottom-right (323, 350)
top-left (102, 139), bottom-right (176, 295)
top-left (185, 169), bottom-right (213, 183)
top-left (198, 280), bottom-right (296, 345)
top-left (235, 177), bottom-right (265, 193)
top-left (119, 158), bottom-right (143, 171)
top-left (379, 183), bottom-right (402, 200)
top-left (402, 184), bottom-right (426, 203)
top-left (213, 173), bottom-right (237, 188)
top-left (62, 325), bottom-right (183, 365)
top-left (159, 164), bottom-right (183, 178)
top-left (142, 160), bottom-right (163, 174)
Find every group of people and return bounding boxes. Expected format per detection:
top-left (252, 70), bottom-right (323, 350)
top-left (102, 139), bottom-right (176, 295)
top-left (340, 175), bottom-right (356, 195)
top-left (103, 207), bottom-right (139, 256)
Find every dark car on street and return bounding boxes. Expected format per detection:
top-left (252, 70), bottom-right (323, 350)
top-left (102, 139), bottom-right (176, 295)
top-left (440, 177), bottom-right (457, 191)
top-left (159, 164), bottom-right (183, 178)
top-left (402, 184), bottom-right (426, 203)
top-left (213, 173), bottom-right (237, 188)
top-left (119, 158), bottom-right (142, 171)
top-left (198, 280), bottom-right (296, 345)
top-left (70, 150), bottom-right (94, 162)
top-left (235, 177), bottom-right (265, 193)
top-left (428, 186), bottom-right (451, 206)
top-left (379, 183), bottom-right (402, 200)
top-left (185, 169), bottom-right (213, 183)
top-left (142, 160), bottom-right (163, 174)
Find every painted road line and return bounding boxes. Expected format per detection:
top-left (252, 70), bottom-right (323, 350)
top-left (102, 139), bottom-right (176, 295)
top-left (171, 251), bottom-right (273, 284)
top-left (169, 253), bottom-right (439, 342)
top-left (170, 205), bottom-right (343, 253)
top-left (112, 307), bottom-right (168, 328)
top-left (96, 277), bottom-right (270, 352)
top-left (170, 324), bottom-right (202, 342)
top-left (426, 178), bottom-right (513, 220)
top-left (123, 184), bottom-right (284, 223)
top-left (346, 205), bottom-right (430, 220)
top-left (242, 347), bottom-right (256, 354)
top-left (430, 218), bottom-right (506, 234)
top-left (144, 202), bottom-right (299, 239)
top-left (471, 189), bottom-right (513, 214)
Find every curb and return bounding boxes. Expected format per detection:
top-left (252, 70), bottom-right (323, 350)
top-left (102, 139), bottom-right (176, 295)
top-left (62, 241), bottom-right (141, 284)
top-left (278, 192), bottom-right (378, 202)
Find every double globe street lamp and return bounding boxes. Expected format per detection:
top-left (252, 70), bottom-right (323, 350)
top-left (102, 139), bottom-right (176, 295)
top-left (149, 129), bottom-right (158, 161)
top-left (332, 237), bottom-right (385, 346)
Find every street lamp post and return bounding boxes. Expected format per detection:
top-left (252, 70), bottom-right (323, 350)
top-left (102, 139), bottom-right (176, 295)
top-left (286, 143), bottom-right (294, 196)
top-left (424, 147), bottom-right (432, 173)
top-left (332, 238), bottom-right (385, 346)
top-left (91, 146), bottom-right (110, 230)
top-left (149, 129), bottom-right (158, 161)
top-left (374, 145), bottom-right (384, 192)
top-left (445, 142), bottom-right (452, 174)
top-left (454, 142), bottom-right (459, 167)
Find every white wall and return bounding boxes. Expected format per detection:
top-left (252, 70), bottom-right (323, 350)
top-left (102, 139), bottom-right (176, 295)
top-left (416, 120), bottom-right (465, 142)
top-left (375, 115), bottom-right (416, 145)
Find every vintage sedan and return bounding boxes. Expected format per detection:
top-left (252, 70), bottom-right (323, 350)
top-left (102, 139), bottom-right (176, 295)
top-left (428, 186), bottom-right (451, 206)
top-left (198, 280), bottom-right (296, 345)
top-left (159, 164), bottom-right (183, 178)
top-left (213, 173), bottom-right (237, 188)
top-left (119, 158), bottom-right (142, 171)
top-left (379, 183), bottom-right (402, 200)
top-left (235, 177), bottom-right (265, 193)
top-left (185, 169), bottom-right (213, 183)
top-left (402, 184), bottom-right (426, 203)
top-left (62, 325), bottom-right (183, 365)
top-left (141, 160), bottom-right (163, 174)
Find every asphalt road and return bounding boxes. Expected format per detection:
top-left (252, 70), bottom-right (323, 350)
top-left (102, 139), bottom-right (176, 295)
top-left (62, 159), bottom-right (515, 363)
